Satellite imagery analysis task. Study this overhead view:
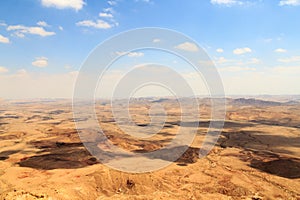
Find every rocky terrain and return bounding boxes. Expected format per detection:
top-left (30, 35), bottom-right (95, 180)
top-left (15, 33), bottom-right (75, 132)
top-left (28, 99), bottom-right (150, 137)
top-left (0, 98), bottom-right (300, 199)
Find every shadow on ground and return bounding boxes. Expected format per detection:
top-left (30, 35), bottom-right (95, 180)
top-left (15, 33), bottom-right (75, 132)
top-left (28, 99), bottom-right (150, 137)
top-left (15, 120), bottom-right (300, 179)
top-left (218, 130), bottom-right (300, 179)
top-left (18, 141), bottom-right (99, 170)
top-left (0, 150), bottom-right (20, 161)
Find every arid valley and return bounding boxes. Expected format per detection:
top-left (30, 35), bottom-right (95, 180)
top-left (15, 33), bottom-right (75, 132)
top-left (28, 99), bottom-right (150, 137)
top-left (0, 97), bottom-right (300, 199)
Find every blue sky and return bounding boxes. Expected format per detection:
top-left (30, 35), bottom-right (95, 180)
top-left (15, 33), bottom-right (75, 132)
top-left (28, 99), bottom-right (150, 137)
top-left (0, 0), bottom-right (300, 98)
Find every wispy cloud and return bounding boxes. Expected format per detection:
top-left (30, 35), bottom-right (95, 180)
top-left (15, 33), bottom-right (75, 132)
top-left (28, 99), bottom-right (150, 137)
top-left (128, 52), bottom-right (144, 57)
top-left (216, 48), bottom-right (224, 53)
top-left (103, 7), bottom-right (114, 13)
top-left (100, 7), bottom-right (116, 19)
top-left (107, 0), bottom-right (117, 6)
top-left (274, 48), bottom-right (287, 53)
top-left (7, 25), bottom-right (55, 37)
top-left (99, 12), bottom-right (113, 18)
top-left (210, 0), bottom-right (257, 7)
top-left (76, 20), bottom-right (114, 29)
top-left (37, 21), bottom-right (49, 27)
top-left (116, 51), bottom-right (144, 57)
top-left (152, 38), bottom-right (161, 43)
top-left (211, 0), bottom-right (242, 6)
top-left (233, 47), bottom-right (252, 55)
top-left (135, 0), bottom-right (153, 3)
top-left (175, 42), bottom-right (199, 52)
top-left (32, 57), bottom-right (48, 68)
top-left (41, 0), bottom-right (85, 11)
top-left (78, 6), bottom-right (118, 30)
top-left (214, 56), bottom-right (233, 64)
top-left (0, 34), bottom-right (10, 43)
top-left (279, 0), bottom-right (300, 6)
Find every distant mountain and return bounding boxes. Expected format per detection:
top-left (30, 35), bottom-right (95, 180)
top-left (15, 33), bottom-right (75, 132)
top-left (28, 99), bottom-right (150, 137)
top-left (230, 98), bottom-right (282, 106)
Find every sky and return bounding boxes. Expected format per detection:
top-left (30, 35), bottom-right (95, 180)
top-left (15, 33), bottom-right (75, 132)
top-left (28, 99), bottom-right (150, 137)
top-left (0, 0), bottom-right (300, 98)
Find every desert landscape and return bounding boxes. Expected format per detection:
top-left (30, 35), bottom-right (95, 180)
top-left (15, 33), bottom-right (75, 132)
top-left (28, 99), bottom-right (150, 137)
top-left (0, 97), bottom-right (300, 200)
top-left (1, 0), bottom-right (300, 199)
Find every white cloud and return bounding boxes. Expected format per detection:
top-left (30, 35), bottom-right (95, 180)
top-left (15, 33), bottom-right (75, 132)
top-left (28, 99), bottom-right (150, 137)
top-left (37, 21), bottom-right (49, 27)
top-left (274, 48), bottom-right (287, 53)
top-left (41, 0), bottom-right (85, 11)
top-left (7, 25), bottom-right (55, 37)
top-left (175, 42), bottom-right (199, 52)
top-left (262, 36), bottom-right (283, 43)
top-left (103, 7), bottom-right (114, 13)
top-left (78, 7), bottom-right (118, 30)
top-left (135, 0), bottom-right (152, 3)
top-left (116, 51), bottom-right (144, 57)
top-left (115, 51), bottom-right (127, 56)
top-left (0, 66), bottom-right (8, 73)
top-left (107, 1), bottom-right (117, 6)
top-left (14, 32), bottom-right (25, 38)
top-left (0, 34), bottom-right (10, 43)
top-left (153, 38), bottom-right (161, 43)
top-left (58, 26), bottom-right (64, 31)
top-left (32, 57), bottom-right (48, 68)
top-left (233, 47), bottom-right (252, 55)
top-left (128, 52), bottom-right (144, 57)
top-left (214, 56), bottom-right (232, 64)
top-left (131, 63), bottom-right (169, 71)
top-left (279, 0), bottom-right (300, 6)
top-left (0, 22), bottom-right (7, 27)
top-left (216, 48), bottom-right (224, 53)
top-left (99, 12), bottom-right (113, 18)
top-left (76, 19), bottom-right (114, 29)
top-left (210, 0), bottom-right (242, 6)
top-left (278, 56), bottom-right (300, 63)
